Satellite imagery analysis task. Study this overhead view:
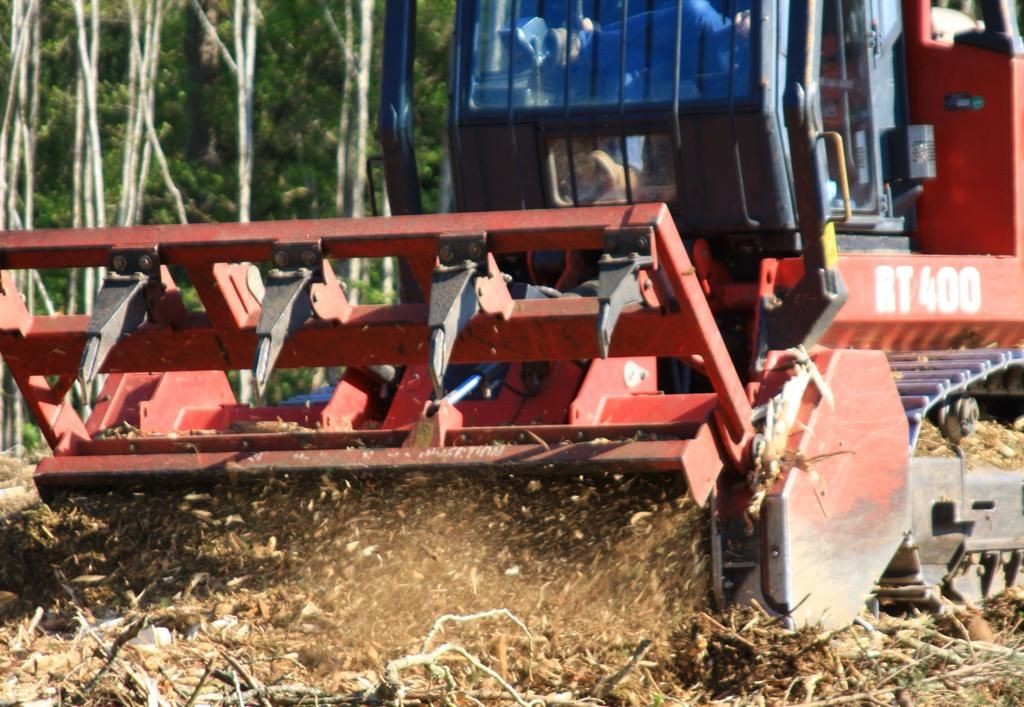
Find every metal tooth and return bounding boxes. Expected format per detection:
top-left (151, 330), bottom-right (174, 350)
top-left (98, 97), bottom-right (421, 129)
top-left (253, 338), bottom-right (273, 391)
top-left (427, 264), bottom-right (479, 398)
top-left (595, 253), bottom-right (652, 359)
top-left (78, 273), bottom-right (153, 387)
top-left (251, 268), bottom-right (316, 403)
top-left (78, 338), bottom-right (103, 388)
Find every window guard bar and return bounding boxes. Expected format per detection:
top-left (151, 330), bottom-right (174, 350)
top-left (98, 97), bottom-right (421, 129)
top-left (505, 0), bottom-right (528, 210)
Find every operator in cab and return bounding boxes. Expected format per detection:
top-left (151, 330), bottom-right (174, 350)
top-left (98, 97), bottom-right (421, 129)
top-left (506, 0), bottom-right (751, 202)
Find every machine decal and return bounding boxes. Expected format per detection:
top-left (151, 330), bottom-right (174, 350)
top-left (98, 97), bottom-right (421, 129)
top-left (874, 265), bottom-right (981, 314)
top-left (420, 446), bottom-right (507, 460)
top-left (623, 360), bottom-right (650, 388)
top-left (944, 93), bottom-right (985, 111)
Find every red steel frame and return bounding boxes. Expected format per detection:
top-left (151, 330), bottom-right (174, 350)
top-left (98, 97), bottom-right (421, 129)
top-left (0, 204), bottom-right (753, 501)
top-left (761, 0), bottom-right (1024, 350)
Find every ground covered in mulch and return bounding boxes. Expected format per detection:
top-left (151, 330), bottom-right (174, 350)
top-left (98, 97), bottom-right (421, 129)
top-left (2, 459), bottom-right (1024, 706)
top-left (917, 418), bottom-right (1024, 469)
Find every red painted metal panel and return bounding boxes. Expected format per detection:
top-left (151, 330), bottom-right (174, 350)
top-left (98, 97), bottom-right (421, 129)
top-left (34, 439), bottom-right (694, 486)
top-left (319, 369), bottom-right (378, 431)
top-left (767, 254), bottom-right (1024, 350)
top-left (903, 0), bottom-right (1024, 257)
top-left (0, 205), bottom-right (668, 268)
top-left (569, 357), bottom-right (659, 425)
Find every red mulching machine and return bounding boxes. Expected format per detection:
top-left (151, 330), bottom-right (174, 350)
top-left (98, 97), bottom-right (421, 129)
top-left (5, 0), bottom-right (1024, 627)
top-left (0, 205), bottom-right (908, 627)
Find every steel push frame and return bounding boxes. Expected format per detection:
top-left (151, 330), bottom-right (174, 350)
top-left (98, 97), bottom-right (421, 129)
top-left (0, 204), bottom-right (754, 497)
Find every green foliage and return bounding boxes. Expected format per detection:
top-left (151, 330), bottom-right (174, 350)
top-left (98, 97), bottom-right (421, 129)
top-left (15, 0), bottom-right (455, 230)
top-left (21, 422), bottom-right (42, 454)
top-left (8, 0), bottom-right (456, 306)
top-left (0, 1), bottom-right (460, 435)
top-left (411, 0), bottom-right (456, 213)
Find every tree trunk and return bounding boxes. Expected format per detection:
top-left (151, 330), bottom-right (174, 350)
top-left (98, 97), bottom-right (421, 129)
top-left (118, 0), bottom-right (143, 226)
top-left (124, 0), bottom-right (186, 225)
top-left (321, 0), bottom-right (362, 299)
top-left (185, 0), bottom-right (220, 165)
top-left (351, 0), bottom-right (372, 220)
top-left (236, 0), bottom-right (258, 402)
top-left (0, 0), bottom-right (40, 452)
top-left (73, 0), bottom-right (105, 228)
top-left (439, 137), bottom-right (454, 214)
top-left (234, 0), bottom-right (257, 224)
top-left (191, 0), bottom-right (257, 401)
top-left (70, 0), bottom-right (105, 408)
top-left (334, 0), bottom-right (374, 304)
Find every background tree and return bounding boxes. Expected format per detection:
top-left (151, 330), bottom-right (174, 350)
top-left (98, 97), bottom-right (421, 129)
top-left (0, 0), bottom-right (457, 451)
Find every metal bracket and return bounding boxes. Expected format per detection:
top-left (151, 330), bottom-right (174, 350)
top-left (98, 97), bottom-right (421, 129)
top-left (252, 242), bottom-right (326, 401)
top-left (79, 247), bottom-right (164, 386)
top-left (428, 232), bottom-right (488, 398)
top-left (596, 227), bottom-right (654, 359)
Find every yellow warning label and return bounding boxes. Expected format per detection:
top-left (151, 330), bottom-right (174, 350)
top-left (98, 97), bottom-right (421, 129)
top-left (822, 222), bottom-right (838, 269)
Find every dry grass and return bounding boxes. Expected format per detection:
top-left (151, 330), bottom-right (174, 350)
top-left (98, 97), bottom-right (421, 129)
top-left (1, 458), bottom-right (1024, 705)
top-left (0, 454), bottom-right (37, 515)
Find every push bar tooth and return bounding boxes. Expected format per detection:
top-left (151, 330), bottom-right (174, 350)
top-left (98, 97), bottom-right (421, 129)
top-left (79, 248), bottom-right (163, 388)
top-left (596, 228), bottom-right (654, 359)
top-left (252, 242), bottom-right (324, 402)
top-left (427, 232), bottom-right (487, 398)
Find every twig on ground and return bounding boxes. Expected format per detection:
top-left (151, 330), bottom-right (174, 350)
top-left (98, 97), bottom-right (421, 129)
top-left (223, 650), bottom-right (272, 707)
top-left (81, 616), bottom-right (146, 694)
top-left (420, 608), bottom-right (533, 653)
top-left (593, 639), bottom-right (651, 699)
top-left (893, 630), bottom-right (964, 665)
top-left (799, 657), bottom-right (1016, 706)
top-left (698, 611), bottom-right (757, 650)
top-left (184, 658), bottom-right (215, 707)
top-left (383, 642), bottom-right (539, 707)
top-left (231, 667), bottom-right (245, 707)
top-left (159, 666), bottom-right (195, 700)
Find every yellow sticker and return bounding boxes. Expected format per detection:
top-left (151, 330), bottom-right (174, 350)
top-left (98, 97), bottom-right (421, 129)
top-left (822, 222), bottom-right (838, 269)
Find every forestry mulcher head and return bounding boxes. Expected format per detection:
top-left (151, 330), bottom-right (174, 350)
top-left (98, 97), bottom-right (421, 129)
top-left (0, 204), bottom-right (910, 627)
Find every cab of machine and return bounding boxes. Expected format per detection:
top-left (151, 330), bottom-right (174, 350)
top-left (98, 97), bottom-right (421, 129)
top-left (450, 0), bottom-right (913, 250)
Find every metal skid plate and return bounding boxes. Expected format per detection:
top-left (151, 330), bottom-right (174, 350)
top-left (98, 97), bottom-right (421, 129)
top-left (717, 348), bottom-right (911, 628)
top-left (0, 205), bottom-right (754, 501)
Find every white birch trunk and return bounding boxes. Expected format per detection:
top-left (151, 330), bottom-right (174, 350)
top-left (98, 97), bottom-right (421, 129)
top-left (321, 1), bottom-right (362, 300)
top-left (233, 0), bottom-right (257, 223)
top-left (0, 0), bottom-right (24, 448)
top-left (0, 0), bottom-right (41, 451)
top-left (72, 73), bottom-right (85, 231)
top-left (236, 0), bottom-right (258, 401)
top-left (439, 139), bottom-right (454, 214)
top-left (118, 0), bottom-right (143, 225)
top-left (0, 0), bottom-right (34, 232)
top-left (194, 0), bottom-right (259, 399)
top-left (125, 0), bottom-right (187, 225)
top-left (73, 0), bottom-right (106, 228)
top-left (334, 0), bottom-right (374, 305)
top-left (25, 0), bottom-right (38, 230)
top-left (322, 0), bottom-right (356, 217)
top-left (352, 0), bottom-right (372, 220)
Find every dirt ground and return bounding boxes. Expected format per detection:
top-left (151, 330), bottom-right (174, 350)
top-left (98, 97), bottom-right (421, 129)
top-left (2, 455), bottom-right (1024, 706)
